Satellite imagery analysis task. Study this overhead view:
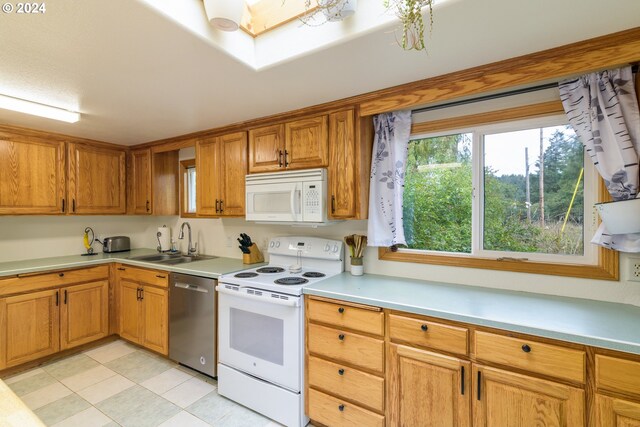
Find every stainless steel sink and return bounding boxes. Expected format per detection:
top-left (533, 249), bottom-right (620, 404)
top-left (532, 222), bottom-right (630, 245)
top-left (129, 253), bottom-right (217, 265)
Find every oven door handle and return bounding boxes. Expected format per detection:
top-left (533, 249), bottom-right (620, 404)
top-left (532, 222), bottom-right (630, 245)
top-left (216, 285), bottom-right (300, 307)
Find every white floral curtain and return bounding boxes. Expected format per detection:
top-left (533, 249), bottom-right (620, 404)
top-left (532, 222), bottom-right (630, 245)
top-left (559, 66), bottom-right (640, 251)
top-left (367, 110), bottom-right (412, 247)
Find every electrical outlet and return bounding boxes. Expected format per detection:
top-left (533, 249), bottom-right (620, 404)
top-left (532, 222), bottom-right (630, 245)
top-left (629, 257), bottom-right (640, 282)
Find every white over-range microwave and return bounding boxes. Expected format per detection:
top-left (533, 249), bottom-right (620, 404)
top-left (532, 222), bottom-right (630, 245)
top-left (245, 168), bottom-right (330, 224)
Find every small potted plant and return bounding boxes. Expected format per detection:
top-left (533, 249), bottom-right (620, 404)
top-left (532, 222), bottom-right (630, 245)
top-left (345, 234), bottom-right (367, 275)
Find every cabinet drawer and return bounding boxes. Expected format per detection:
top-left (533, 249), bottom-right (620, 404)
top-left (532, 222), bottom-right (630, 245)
top-left (307, 298), bottom-right (383, 336)
top-left (308, 324), bottom-right (384, 373)
top-left (596, 355), bottom-right (640, 398)
top-left (308, 356), bottom-right (384, 412)
top-left (474, 331), bottom-right (585, 383)
top-left (308, 389), bottom-right (384, 427)
top-left (0, 266), bottom-right (109, 297)
top-left (389, 314), bottom-right (468, 355)
top-left (116, 264), bottom-right (168, 288)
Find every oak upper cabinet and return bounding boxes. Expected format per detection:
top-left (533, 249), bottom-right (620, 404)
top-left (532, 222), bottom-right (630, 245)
top-left (248, 116), bottom-right (328, 173)
top-left (196, 131), bottom-right (247, 217)
top-left (130, 149), bottom-right (152, 214)
top-left (473, 365), bottom-right (585, 427)
top-left (0, 133), bottom-right (66, 214)
top-left (116, 264), bottom-right (169, 355)
top-left (0, 289), bottom-right (60, 370)
top-left (388, 344), bottom-right (471, 427)
top-left (68, 142), bottom-right (126, 214)
top-left (60, 281), bottom-right (109, 350)
top-left (129, 148), bottom-right (179, 215)
top-left (328, 109), bottom-right (372, 220)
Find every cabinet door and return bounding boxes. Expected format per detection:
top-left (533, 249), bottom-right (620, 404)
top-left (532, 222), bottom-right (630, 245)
top-left (0, 136), bottom-right (66, 214)
top-left (68, 143), bottom-right (126, 214)
top-left (328, 110), bottom-right (356, 219)
top-left (219, 131), bottom-right (247, 216)
top-left (141, 286), bottom-right (168, 355)
top-left (248, 124), bottom-right (284, 173)
top-left (388, 343), bottom-right (470, 427)
top-left (0, 289), bottom-right (60, 369)
top-left (596, 394), bottom-right (640, 426)
top-left (473, 365), bottom-right (585, 427)
top-left (285, 116), bottom-right (328, 170)
top-left (196, 136), bottom-right (221, 216)
top-left (119, 281), bottom-right (142, 344)
top-left (60, 281), bottom-right (109, 350)
top-left (131, 149), bottom-right (152, 214)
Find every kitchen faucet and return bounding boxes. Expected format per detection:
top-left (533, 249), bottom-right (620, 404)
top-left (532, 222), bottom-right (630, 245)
top-left (178, 222), bottom-right (198, 256)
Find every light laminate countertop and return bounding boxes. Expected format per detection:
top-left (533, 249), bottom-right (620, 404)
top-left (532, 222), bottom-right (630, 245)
top-left (304, 273), bottom-right (640, 355)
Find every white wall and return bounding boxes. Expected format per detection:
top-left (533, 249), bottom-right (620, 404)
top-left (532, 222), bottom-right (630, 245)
top-left (1, 214), bottom-right (639, 306)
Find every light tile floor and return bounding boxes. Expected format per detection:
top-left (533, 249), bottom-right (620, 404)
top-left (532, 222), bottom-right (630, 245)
top-left (2, 340), bottom-right (283, 427)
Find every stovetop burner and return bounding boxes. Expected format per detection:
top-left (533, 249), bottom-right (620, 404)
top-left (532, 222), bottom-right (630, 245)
top-left (256, 267), bottom-right (285, 274)
top-left (234, 272), bottom-right (259, 278)
top-left (302, 272), bottom-right (326, 278)
top-left (274, 277), bottom-right (309, 285)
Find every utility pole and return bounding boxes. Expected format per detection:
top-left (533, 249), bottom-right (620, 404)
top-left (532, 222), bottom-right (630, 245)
top-left (525, 147), bottom-right (531, 223)
top-left (539, 128), bottom-right (545, 228)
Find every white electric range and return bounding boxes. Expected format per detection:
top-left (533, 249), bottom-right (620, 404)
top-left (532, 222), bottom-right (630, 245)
top-left (216, 236), bottom-right (344, 427)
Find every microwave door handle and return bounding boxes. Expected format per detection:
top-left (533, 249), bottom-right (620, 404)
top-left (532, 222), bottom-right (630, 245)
top-left (291, 188), bottom-right (301, 220)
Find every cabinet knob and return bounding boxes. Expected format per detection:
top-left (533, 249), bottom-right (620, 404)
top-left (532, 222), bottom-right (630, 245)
top-left (338, 334), bottom-right (345, 341)
top-left (522, 344), bottom-right (531, 353)
top-left (421, 324), bottom-right (428, 331)
top-left (338, 307), bottom-right (345, 314)
top-left (58, 273), bottom-right (64, 277)
top-left (338, 369), bottom-right (344, 376)
top-left (338, 404), bottom-right (345, 412)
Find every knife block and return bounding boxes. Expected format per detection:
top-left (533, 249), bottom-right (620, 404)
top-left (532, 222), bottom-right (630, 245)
top-left (243, 244), bottom-right (264, 264)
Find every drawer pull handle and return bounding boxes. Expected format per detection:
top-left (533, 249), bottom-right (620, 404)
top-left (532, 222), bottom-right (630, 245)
top-left (58, 273), bottom-right (64, 277)
top-left (338, 404), bottom-right (345, 412)
top-left (156, 275), bottom-right (166, 279)
top-left (117, 267), bottom-right (126, 271)
top-left (477, 371), bottom-right (482, 401)
top-left (338, 369), bottom-right (345, 376)
top-left (338, 307), bottom-right (345, 314)
top-left (522, 344), bottom-right (531, 353)
top-left (461, 366), bottom-right (465, 395)
top-left (421, 324), bottom-right (428, 331)
top-left (338, 334), bottom-right (345, 341)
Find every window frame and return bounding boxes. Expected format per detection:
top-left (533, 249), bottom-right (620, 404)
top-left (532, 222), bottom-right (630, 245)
top-left (179, 159), bottom-right (197, 218)
top-left (379, 101), bottom-right (619, 280)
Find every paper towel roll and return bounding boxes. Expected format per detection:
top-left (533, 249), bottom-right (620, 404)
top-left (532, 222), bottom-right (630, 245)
top-left (157, 226), bottom-right (171, 252)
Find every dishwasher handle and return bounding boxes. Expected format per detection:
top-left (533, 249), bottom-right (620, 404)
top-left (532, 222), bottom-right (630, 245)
top-left (174, 282), bottom-right (209, 293)
top-left (216, 285), bottom-right (300, 307)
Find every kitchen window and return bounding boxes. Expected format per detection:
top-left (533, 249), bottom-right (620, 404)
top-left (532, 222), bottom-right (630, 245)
top-left (380, 104), bottom-right (618, 280)
top-left (180, 159), bottom-right (196, 217)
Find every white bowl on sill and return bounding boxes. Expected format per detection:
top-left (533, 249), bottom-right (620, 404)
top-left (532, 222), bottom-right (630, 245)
top-left (595, 198), bottom-right (640, 234)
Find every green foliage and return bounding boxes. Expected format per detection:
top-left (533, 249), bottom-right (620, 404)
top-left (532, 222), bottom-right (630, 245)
top-left (403, 128), bottom-right (585, 256)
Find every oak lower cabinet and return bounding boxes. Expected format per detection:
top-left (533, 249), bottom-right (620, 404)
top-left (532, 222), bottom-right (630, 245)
top-left (60, 281), bottom-right (109, 350)
top-left (594, 354), bottom-right (640, 426)
top-left (388, 344), bottom-right (471, 427)
top-left (117, 265), bottom-right (169, 355)
top-left (0, 289), bottom-right (60, 369)
top-left (306, 297), bottom-right (385, 427)
top-left (0, 266), bottom-right (110, 370)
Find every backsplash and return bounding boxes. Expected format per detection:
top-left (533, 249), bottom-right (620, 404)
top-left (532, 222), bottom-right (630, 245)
top-left (1, 215), bottom-right (639, 307)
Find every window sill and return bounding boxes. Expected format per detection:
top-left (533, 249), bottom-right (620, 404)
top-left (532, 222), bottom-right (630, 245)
top-left (378, 247), bottom-right (619, 280)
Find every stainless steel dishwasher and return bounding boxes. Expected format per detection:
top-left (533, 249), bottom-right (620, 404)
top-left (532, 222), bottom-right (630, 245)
top-left (169, 273), bottom-right (217, 377)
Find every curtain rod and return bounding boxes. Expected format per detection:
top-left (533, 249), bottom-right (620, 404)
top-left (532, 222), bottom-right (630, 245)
top-left (412, 64), bottom-right (639, 115)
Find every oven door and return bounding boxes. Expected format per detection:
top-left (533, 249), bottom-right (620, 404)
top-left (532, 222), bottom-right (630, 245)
top-left (245, 181), bottom-right (302, 222)
top-left (217, 285), bottom-right (302, 392)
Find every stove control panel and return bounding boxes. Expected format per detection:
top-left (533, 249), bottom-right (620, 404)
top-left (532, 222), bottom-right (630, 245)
top-left (268, 236), bottom-right (343, 261)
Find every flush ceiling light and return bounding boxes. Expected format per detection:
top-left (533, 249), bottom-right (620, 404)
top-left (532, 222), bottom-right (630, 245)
top-left (203, 0), bottom-right (244, 32)
top-left (0, 94), bottom-right (80, 123)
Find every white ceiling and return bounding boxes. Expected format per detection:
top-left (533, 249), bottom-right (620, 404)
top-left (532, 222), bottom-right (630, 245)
top-left (0, 0), bottom-right (638, 146)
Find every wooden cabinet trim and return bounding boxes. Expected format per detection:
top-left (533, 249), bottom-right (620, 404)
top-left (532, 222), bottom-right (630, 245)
top-left (0, 266), bottom-right (110, 297)
top-left (596, 354), bottom-right (640, 400)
